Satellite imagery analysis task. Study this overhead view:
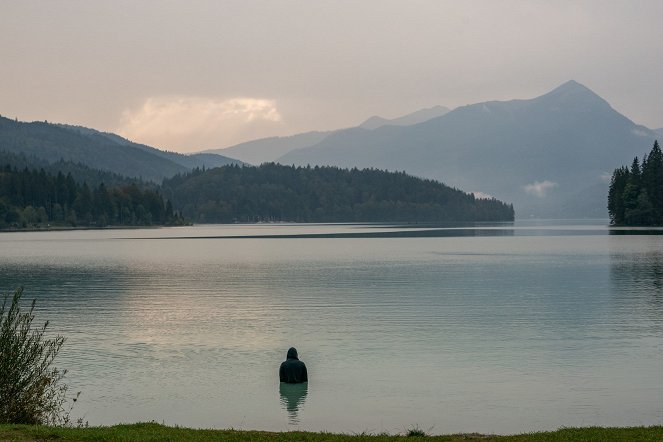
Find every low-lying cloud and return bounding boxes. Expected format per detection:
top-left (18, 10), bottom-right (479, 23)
top-left (117, 96), bottom-right (283, 152)
top-left (472, 191), bottom-right (494, 200)
top-left (523, 180), bottom-right (558, 198)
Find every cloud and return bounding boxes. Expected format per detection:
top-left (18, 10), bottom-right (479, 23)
top-left (600, 172), bottom-right (613, 183)
top-left (523, 180), bottom-right (558, 198)
top-left (472, 191), bottom-right (494, 200)
top-left (117, 96), bottom-right (283, 152)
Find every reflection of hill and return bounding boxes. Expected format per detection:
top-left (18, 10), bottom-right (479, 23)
top-left (279, 382), bottom-right (308, 425)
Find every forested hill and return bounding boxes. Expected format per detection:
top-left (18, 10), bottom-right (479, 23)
top-left (0, 116), bottom-right (241, 182)
top-left (0, 149), bottom-right (150, 189)
top-left (162, 163), bottom-right (515, 223)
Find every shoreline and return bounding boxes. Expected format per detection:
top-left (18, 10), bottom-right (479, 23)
top-left (1, 422), bottom-right (662, 441)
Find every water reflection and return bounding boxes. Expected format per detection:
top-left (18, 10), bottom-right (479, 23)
top-left (610, 248), bottom-right (663, 330)
top-left (279, 382), bottom-right (308, 425)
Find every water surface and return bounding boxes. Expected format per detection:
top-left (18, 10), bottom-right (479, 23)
top-left (1, 222), bottom-right (662, 434)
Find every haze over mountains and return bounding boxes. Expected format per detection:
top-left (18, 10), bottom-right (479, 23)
top-left (262, 81), bottom-right (659, 218)
top-left (1, 81), bottom-right (660, 219)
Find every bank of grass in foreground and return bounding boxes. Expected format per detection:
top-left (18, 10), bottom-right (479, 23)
top-left (1, 423), bottom-right (663, 442)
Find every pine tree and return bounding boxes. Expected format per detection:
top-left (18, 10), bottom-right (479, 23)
top-left (642, 140), bottom-right (663, 220)
top-left (608, 166), bottom-right (629, 225)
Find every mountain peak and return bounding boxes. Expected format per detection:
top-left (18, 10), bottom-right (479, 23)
top-left (536, 80), bottom-right (610, 110)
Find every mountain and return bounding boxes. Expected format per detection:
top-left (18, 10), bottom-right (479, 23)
top-left (278, 81), bottom-right (658, 218)
top-left (655, 128), bottom-right (663, 138)
top-left (202, 105), bottom-right (450, 165)
top-left (58, 124), bottom-right (243, 172)
top-left (202, 131), bottom-right (330, 165)
top-left (0, 117), bottom-right (242, 182)
top-left (359, 105), bottom-right (450, 130)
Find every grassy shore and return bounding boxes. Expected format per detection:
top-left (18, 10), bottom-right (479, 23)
top-left (1, 423), bottom-right (662, 441)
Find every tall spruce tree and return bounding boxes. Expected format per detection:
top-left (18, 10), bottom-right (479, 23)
top-left (642, 140), bottom-right (663, 220)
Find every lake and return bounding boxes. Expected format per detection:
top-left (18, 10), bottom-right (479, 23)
top-left (1, 221), bottom-right (662, 434)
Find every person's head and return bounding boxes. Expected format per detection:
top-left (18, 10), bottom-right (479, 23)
top-left (287, 347), bottom-right (298, 359)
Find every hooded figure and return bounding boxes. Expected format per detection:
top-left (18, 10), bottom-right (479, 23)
top-left (279, 347), bottom-right (308, 383)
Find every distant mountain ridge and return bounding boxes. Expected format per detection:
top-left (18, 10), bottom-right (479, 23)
top-left (204, 131), bottom-right (331, 165)
top-left (203, 105), bottom-right (450, 165)
top-left (0, 116), bottom-right (242, 182)
top-left (359, 105), bottom-right (450, 130)
top-left (278, 81), bottom-right (658, 218)
top-left (57, 124), bottom-right (243, 174)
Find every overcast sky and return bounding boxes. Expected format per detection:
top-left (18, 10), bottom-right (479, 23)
top-left (2, 1), bottom-right (662, 153)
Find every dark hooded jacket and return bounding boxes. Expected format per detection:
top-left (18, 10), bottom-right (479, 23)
top-left (279, 347), bottom-right (308, 383)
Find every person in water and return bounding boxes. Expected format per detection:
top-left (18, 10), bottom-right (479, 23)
top-left (279, 347), bottom-right (308, 383)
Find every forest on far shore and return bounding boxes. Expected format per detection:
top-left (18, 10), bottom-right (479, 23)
top-left (0, 164), bottom-right (184, 228)
top-left (162, 163), bottom-right (515, 223)
top-left (1, 159), bottom-right (515, 229)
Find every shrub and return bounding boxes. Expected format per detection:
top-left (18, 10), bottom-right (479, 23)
top-left (0, 287), bottom-right (70, 425)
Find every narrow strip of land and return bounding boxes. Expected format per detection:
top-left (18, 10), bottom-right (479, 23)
top-left (1, 423), bottom-right (662, 441)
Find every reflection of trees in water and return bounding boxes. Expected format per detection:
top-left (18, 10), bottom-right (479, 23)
top-left (0, 263), bottom-right (127, 299)
top-left (279, 382), bottom-right (308, 425)
top-left (610, 251), bottom-right (663, 329)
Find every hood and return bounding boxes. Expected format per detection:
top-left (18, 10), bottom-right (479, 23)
top-left (286, 347), bottom-right (299, 360)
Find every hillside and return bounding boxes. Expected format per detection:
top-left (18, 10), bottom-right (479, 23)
top-left (278, 81), bottom-right (658, 218)
top-left (162, 163), bottom-right (514, 223)
top-left (0, 149), bottom-right (146, 188)
top-left (0, 117), bottom-right (241, 182)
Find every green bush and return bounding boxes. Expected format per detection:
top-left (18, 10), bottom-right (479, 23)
top-left (0, 287), bottom-right (70, 425)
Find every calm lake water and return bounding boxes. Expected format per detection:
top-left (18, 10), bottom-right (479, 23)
top-left (1, 222), bottom-right (662, 434)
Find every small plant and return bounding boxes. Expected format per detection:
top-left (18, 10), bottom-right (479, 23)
top-left (406, 425), bottom-right (428, 437)
top-left (0, 287), bottom-right (73, 425)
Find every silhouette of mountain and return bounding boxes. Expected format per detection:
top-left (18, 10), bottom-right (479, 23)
top-left (203, 106), bottom-right (450, 165)
top-left (0, 117), bottom-right (241, 182)
top-left (279, 81), bottom-right (657, 218)
top-left (359, 105), bottom-right (450, 130)
top-left (203, 131), bottom-right (330, 165)
top-left (58, 124), bottom-right (243, 172)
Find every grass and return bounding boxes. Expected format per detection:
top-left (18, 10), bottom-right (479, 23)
top-left (1, 423), bottom-right (663, 442)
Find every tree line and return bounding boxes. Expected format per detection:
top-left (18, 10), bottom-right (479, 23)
top-left (162, 163), bottom-right (515, 223)
top-left (0, 165), bottom-right (184, 228)
top-left (608, 140), bottom-right (663, 225)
